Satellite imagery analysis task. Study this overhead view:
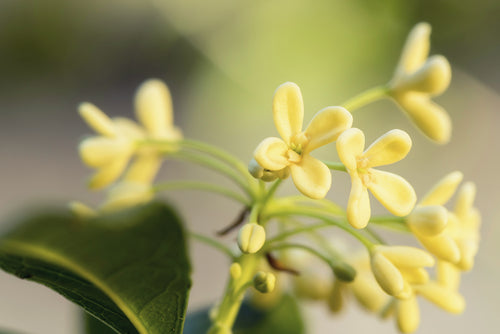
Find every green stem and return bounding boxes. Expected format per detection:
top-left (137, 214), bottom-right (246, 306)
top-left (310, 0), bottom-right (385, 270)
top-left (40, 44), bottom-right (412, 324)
top-left (153, 180), bottom-right (249, 205)
top-left (266, 206), bottom-right (374, 250)
top-left (190, 232), bottom-right (236, 259)
top-left (322, 161), bottom-right (347, 172)
top-left (266, 222), bottom-right (332, 244)
top-left (265, 243), bottom-right (333, 269)
top-left (168, 150), bottom-right (253, 196)
top-left (341, 85), bottom-right (389, 111)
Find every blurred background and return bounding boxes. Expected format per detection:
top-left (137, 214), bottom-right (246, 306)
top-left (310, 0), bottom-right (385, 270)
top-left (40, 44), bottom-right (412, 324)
top-left (0, 0), bottom-right (499, 333)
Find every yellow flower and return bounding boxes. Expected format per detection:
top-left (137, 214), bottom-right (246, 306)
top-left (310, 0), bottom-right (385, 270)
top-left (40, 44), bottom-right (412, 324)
top-left (370, 245), bottom-right (434, 299)
top-left (253, 82), bottom-right (353, 199)
top-left (79, 79), bottom-right (182, 189)
top-left (388, 22), bottom-right (452, 144)
top-left (448, 182), bottom-right (481, 271)
top-left (407, 171), bottom-right (462, 263)
top-left (336, 128), bottom-right (416, 229)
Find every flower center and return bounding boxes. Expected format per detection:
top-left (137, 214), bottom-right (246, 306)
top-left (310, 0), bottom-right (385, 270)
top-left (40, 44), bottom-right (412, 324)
top-left (356, 156), bottom-right (373, 186)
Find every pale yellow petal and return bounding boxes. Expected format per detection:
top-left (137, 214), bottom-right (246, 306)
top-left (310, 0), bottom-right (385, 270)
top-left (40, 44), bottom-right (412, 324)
top-left (303, 106), bottom-right (353, 152)
top-left (124, 153), bottom-right (162, 184)
top-left (395, 55), bottom-right (451, 95)
top-left (396, 22), bottom-right (431, 75)
top-left (88, 157), bottom-right (129, 190)
top-left (454, 182), bottom-right (476, 218)
top-left (396, 296), bottom-right (420, 333)
top-left (415, 282), bottom-right (465, 314)
top-left (113, 117), bottom-right (147, 139)
top-left (371, 252), bottom-right (405, 297)
top-left (407, 205), bottom-right (448, 236)
top-left (272, 82), bottom-right (304, 144)
top-left (135, 79), bottom-right (174, 138)
top-left (363, 129), bottom-right (412, 168)
top-left (336, 128), bottom-right (365, 171)
top-left (418, 234), bottom-right (461, 263)
top-left (375, 245), bottom-right (435, 268)
top-left (290, 155), bottom-right (331, 199)
top-left (346, 176), bottom-right (371, 229)
top-left (456, 239), bottom-right (478, 271)
top-left (78, 102), bottom-right (116, 137)
top-left (420, 171), bottom-right (463, 206)
top-left (368, 169), bottom-right (416, 216)
top-left (350, 274), bottom-right (389, 312)
top-left (395, 93), bottom-right (451, 144)
top-left (437, 261), bottom-right (461, 290)
top-left (79, 137), bottom-right (133, 167)
top-left (254, 137), bottom-right (289, 171)
top-left (400, 267), bottom-right (429, 285)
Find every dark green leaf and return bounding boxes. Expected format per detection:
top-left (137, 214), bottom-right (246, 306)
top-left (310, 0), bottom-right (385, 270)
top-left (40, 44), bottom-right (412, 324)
top-left (84, 312), bottom-right (119, 334)
top-left (0, 202), bottom-right (191, 334)
top-left (183, 295), bottom-right (304, 334)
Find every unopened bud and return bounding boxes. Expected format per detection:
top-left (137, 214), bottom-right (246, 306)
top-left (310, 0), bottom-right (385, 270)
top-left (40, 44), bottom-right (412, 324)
top-left (253, 271), bottom-right (276, 293)
top-left (407, 205), bottom-right (448, 236)
top-left (229, 263), bottom-right (242, 280)
top-left (237, 223), bottom-right (266, 254)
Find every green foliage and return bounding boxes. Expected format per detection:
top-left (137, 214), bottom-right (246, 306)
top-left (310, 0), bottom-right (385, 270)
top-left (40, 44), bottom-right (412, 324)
top-left (0, 203), bottom-right (191, 334)
top-left (183, 295), bottom-right (305, 334)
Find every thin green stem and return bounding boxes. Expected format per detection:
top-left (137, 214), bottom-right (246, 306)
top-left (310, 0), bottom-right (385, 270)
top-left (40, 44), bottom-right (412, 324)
top-left (168, 150), bottom-right (252, 196)
top-left (322, 161), bottom-right (347, 172)
top-left (266, 206), bottom-right (374, 250)
top-left (364, 226), bottom-right (386, 244)
top-left (266, 222), bottom-right (332, 244)
top-left (369, 216), bottom-right (410, 233)
top-left (261, 179), bottom-right (282, 204)
top-left (190, 232), bottom-right (236, 259)
top-left (341, 85), bottom-right (389, 112)
top-left (153, 180), bottom-right (249, 205)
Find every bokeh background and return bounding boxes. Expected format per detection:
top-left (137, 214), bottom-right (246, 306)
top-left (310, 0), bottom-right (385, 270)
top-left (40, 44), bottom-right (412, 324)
top-left (0, 0), bottom-right (499, 333)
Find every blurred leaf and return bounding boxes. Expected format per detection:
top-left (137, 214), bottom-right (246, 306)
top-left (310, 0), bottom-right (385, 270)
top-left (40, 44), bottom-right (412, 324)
top-left (0, 202), bottom-right (191, 334)
top-left (183, 295), bottom-right (304, 334)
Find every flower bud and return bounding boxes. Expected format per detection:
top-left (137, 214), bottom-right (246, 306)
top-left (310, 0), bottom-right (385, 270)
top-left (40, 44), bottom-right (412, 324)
top-left (237, 223), bottom-right (266, 254)
top-left (229, 263), bottom-right (242, 280)
top-left (407, 205), bottom-right (448, 236)
top-left (253, 271), bottom-right (276, 293)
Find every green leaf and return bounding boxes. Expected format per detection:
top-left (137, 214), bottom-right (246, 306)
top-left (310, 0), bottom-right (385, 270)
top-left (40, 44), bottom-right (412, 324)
top-left (183, 295), bottom-right (305, 334)
top-left (0, 202), bottom-right (191, 334)
top-left (84, 312), bottom-right (120, 334)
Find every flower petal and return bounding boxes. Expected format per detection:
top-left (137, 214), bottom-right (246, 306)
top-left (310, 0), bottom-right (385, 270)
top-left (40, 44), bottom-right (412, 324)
top-left (79, 103), bottom-right (116, 137)
top-left (336, 128), bottom-right (365, 171)
top-left (273, 82), bottom-right (304, 144)
top-left (346, 175), bottom-right (371, 229)
top-left (395, 93), bottom-right (451, 144)
top-left (113, 117), bottom-right (147, 139)
top-left (124, 153), bottom-right (162, 184)
top-left (371, 252), bottom-right (405, 297)
top-left (454, 182), bottom-right (476, 218)
top-left (415, 282), bottom-right (465, 314)
top-left (418, 234), bottom-right (461, 263)
top-left (375, 245), bottom-right (435, 268)
top-left (290, 155), bottom-right (331, 199)
top-left (79, 137), bottom-right (133, 168)
top-left (395, 55), bottom-right (451, 96)
top-left (254, 137), bottom-right (289, 171)
top-left (420, 171), bottom-right (463, 206)
top-left (437, 261), bottom-right (461, 290)
top-left (368, 169), bottom-right (416, 216)
top-left (363, 129), bottom-right (412, 168)
top-left (303, 106), bottom-right (353, 152)
top-left (88, 157), bottom-right (129, 190)
top-left (135, 79), bottom-right (174, 138)
top-left (396, 296), bottom-right (420, 334)
top-left (395, 22), bottom-right (431, 76)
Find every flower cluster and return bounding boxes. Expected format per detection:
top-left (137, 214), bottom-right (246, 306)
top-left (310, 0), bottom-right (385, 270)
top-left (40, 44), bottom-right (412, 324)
top-left (72, 79), bottom-right (182, 215)
top-left (70, 22), bottom-right (480, 334)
